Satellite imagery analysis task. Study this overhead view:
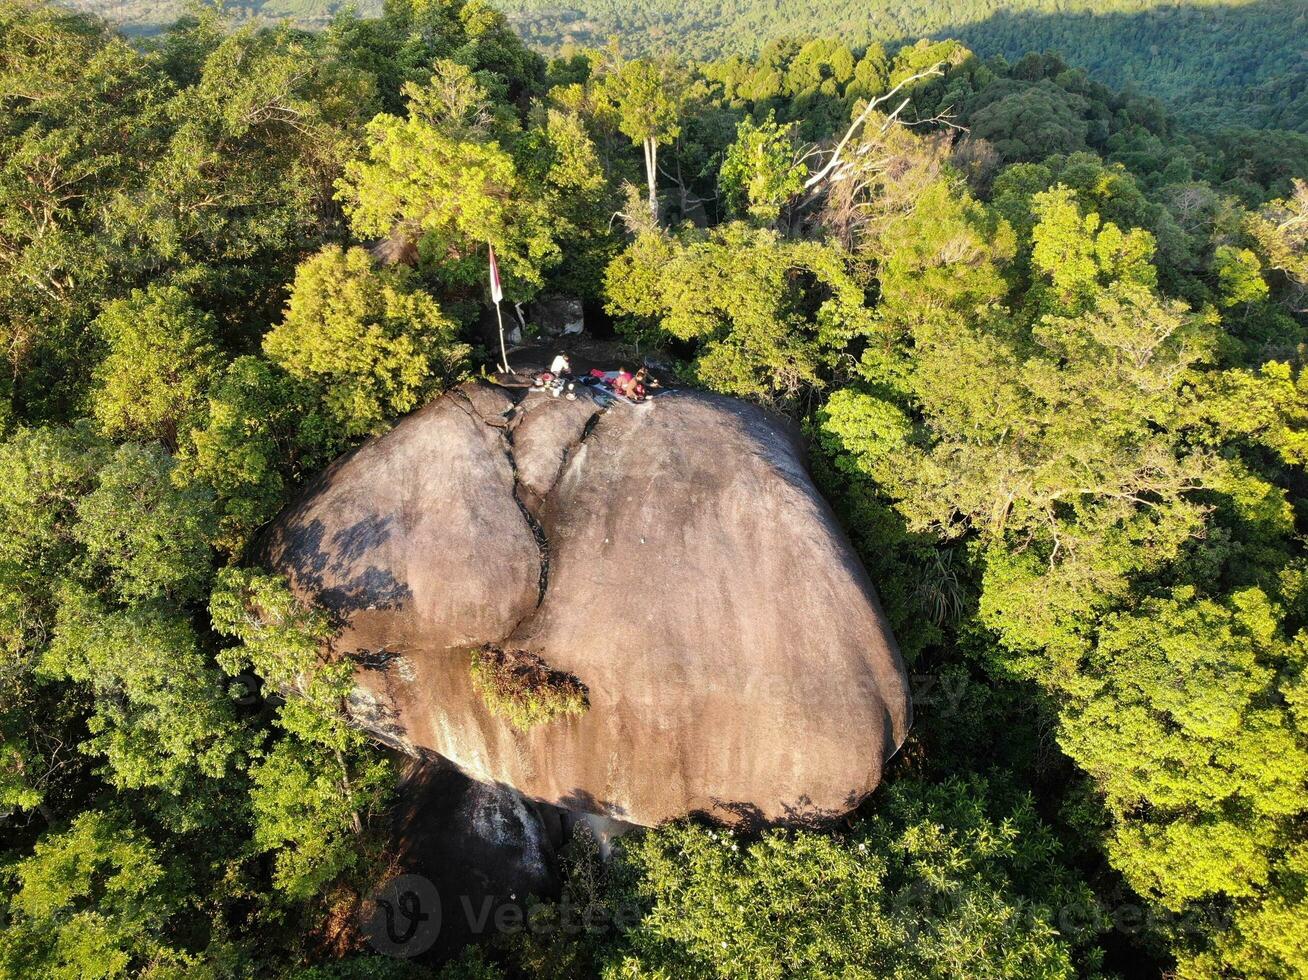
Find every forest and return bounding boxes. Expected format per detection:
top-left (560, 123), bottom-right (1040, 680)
top-left (61, 0), bottom-right (1308, 134)
top-left (498, 0), bottom-right (1308, 132)
top-left (2, 0), bottom-right (1308, 976)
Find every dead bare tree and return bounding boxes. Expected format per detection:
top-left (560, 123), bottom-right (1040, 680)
top-left (658, 154), bottom-right (717, 225)
top-left (802, 65), bottom-right (947, 192)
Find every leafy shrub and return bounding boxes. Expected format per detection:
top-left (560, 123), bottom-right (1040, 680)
top-left (469, 645), bottom-right (588, 731)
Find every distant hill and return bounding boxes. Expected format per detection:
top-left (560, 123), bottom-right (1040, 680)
top-left (68, 0), bottom-right (379, 34)
top-left (500, 0), bottom-right (1307, 130)
top-left (64, 0), bottom-right (1308, 130)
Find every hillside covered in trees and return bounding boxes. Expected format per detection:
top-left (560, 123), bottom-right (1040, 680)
top-left (63, 0), bottom-right (1308, 132)
top-left (2, 0), bottom-right (1308, 977)
top-left (500, 0), bottom-right (1308, 130)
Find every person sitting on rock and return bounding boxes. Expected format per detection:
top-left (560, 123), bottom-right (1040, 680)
top-left (612, 366), bottom-right (633, 395)
top-left (625, 367), bottom-right (650, 402)
top-left (550, 352), bottom-right (572, 377)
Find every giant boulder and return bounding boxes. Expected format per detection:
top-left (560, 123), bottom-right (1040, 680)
top-left (264, 382), bottom-right (911, 827)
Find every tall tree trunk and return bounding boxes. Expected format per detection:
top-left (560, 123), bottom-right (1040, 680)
top-left (644, 137), bottom-right (659, 223)
top-left (335, 746), bottom-right (364, 836)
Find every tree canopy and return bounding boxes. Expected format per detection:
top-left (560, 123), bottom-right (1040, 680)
top-left (1, 1), bottom-right (1306, 977)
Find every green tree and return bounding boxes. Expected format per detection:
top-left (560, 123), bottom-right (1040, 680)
top-left (209, 568), bottom-right (339, 738)
top-left (515, 106), bottom-right (617, 300)
top-left (1059, 589), bottom-right (1307, 910)
top-left (210, 568), bottom-right (392, 899)
top-left (0, 810), bottom-right (189, 978)
top-left (605, 223), bottom-right (869, 405)
top-left (819, 137), bottom-right (1308, 975)
top-left (0, 425), bottom-right (103, 653)
top-left (373, 0), bottom-right (545, 109)
top-left (718, 113), bottom-right (806, 224)
top-left (1025, 184), bottom-right (1157, 316)
top-left (89, 285), bottom-right (220, 448)
top-left (967, 81), bottom-right (1090, 163)
top-left (73, 442), bottom-right (216, 604)
top-left (115, 23), bottom-right (376, 341)
top-left (519, 777), bottom-right (1096, 978)
top-left (0, 424), bottom-right (104, 814)
top-left (0, 2), bottom-right (169, 418)
top-left (1243, 178), bottom-right (1308, 312)
top-left (1214, 245), bottom-right (1271, 308)
top-left (263, 246), bottom-right (468, 439)
top-left (179, 356), bottom-right (339, 555)
top-left (337, 60), bottom-right (560, 298)
top-left (599, 56), bottom-right (687, 222)
top-left (40, 587), bottom-right (244, 804)
top-left (247, 734), bottom-right (389, 902)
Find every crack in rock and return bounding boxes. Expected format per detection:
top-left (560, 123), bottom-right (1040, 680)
top-left (491, 390), bottom-right (609, 618)
top-left (501, 422), bottom-right (551, 608)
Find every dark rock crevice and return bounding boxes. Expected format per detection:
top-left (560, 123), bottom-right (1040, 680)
top-left (522, 404), bottom-right (607, 508)
top-left (447, 384), bottom-right (559, 613)
top-left (497, 395), bottom-right (611, 646)
top-left (501, 422), bottom-right (551, 609)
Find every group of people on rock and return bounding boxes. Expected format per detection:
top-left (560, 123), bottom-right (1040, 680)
top-left (609, 366), bottom-right (650, 401)
top-left (547, 353), bottom-right (652, 403)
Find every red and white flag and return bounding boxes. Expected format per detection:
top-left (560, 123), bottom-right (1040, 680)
top-left (488, 243), bottom-right (503, 304)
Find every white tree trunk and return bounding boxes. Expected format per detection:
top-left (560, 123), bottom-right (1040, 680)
top-left (645, 137), bottom-right (659, 223)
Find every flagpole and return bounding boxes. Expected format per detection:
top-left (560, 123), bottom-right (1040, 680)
top-left (494, 299), bottom-right (510, 374)
top-left (488, 242), bottom-right (511, 374)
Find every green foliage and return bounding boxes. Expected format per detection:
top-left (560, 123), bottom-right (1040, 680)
top-left (591, 53), bottom-right (704, 221)
top-left (211, 567), bottom-right (393, 900)
top-left (264, 245), bottom-right (468, 438)
top-left (4, 2), bottom-right (1308, 975)
top-left (517, 777), bottom-right (1096, 978)
top-left (0, 809), bottom-right (186, 978)
top-left (1242, 179), bottom-right (1308, 310)
top-left (0, 424), bottom-right (104, 652)
top-left (73, 442), bottom-right (216, 603)
top-left (179, 355), bottom-right (338, 555)
top-left (117, 22), bottom-right (376, 334)
top-left (1027, 185), bottom-right (1156, 313)
top-left (817, 106), bottom-right (1308, 974)
top-left (967, 81), bottom-right (1089, 162)
top-left (209, 567), bottom-right (339, 731)
top-left (89, 286), bottom-right (221, 448)
top-left (0, 1), bottom-right (170, 417)
top-left (247, 734), bottom-right (390, 902)
top-left (605, 223), bottom-right (869, 405)
top-left (501, 0), bottom-right (1308, 132)
top-left (600, 56), bottom-right (684, 150)
top-left (1214, 245), bottom-right (1270, 308)
top-left (469, 645), bottom-right (588, 732)
top-left (1060, 589), bottom-right (1307, 908)
top-left (337, 60), bottom-right (562, 297)
top-left (718, 113), bottom-right (805, 223)
top-left (515, 105), bottom-right (617, 299)
top-left (41, 586), bottom-right (243, 799)
top-left (0, 424), bottom-right (106, 814)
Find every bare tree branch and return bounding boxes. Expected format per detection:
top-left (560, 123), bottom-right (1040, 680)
top-left (803, 64), bottom-right (945, 190)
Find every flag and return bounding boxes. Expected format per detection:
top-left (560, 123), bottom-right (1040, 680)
top-left (488, 243), bottom-right (503, 304)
